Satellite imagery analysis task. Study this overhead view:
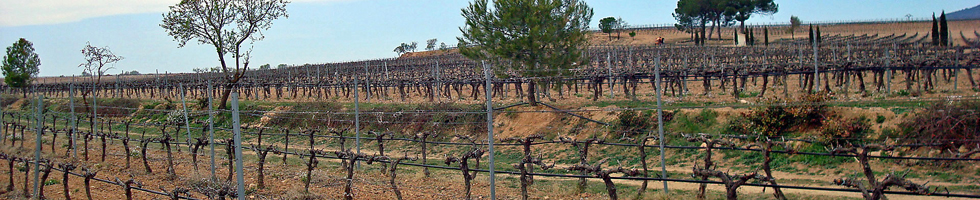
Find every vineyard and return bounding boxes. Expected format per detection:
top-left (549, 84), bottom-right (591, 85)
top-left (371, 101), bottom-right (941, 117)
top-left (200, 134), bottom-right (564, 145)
top-left (2, 21), bottom-right (980, 200)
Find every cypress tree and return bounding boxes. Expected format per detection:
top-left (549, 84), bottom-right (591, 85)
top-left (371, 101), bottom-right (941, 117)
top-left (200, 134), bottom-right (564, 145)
top-left (816, 26), bottom-right (821, 43)
top-left (940, 11), bottom-right (949, 46)
top-left (745, 29), bottom-right (752, 46)
top-left (808, 24), bottom-right (814, 45)
top-left (931, 13), bottom-right (939, 45)
top-left (764, 26), bottom-right (769, 46)
top-left (750, 28), bottom-right (756, 46)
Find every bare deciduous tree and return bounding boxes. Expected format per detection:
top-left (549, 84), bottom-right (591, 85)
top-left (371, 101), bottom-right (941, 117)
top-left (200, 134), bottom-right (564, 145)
top-left (78, 42), bottom-right (123, 98)
top-left (161, 0), bottom-right (289, 109)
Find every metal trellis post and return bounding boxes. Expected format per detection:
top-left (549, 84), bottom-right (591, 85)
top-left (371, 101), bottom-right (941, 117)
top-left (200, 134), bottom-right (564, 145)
top-left (607, 52), bottom-right (614, 97)
top-left (483, 61), bottom-right (497, 199)
top-left (655, 57), bottom-right (669, 194)
top-left (354, 66), bottom-right (361, 168)
top-left (33, 95), bottom-right (44, 198)
top-left (231, 93), bottom-right (245, 200)
top-left (208, 81), bottom-right (216, 179)
top-left (180, 83), bottom-right (191, 151)
top-left (71, 77), bottom-right (77, 157)
top-left (93, 81), bottom-right (98, 149)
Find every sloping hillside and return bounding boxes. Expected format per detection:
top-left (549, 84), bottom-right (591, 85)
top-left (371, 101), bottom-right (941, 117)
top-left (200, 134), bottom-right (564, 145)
top-left (948, 4), bottom-right (980, 20)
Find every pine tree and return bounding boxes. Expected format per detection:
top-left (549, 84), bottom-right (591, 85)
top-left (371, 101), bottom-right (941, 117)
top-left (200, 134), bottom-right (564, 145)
top-left (3, 38), bottom-right (41, 97)
top-left (695, 31), bottom-right (702, 46)
top-left (940, 11), bottom-right (948, 46)
top-left (459, 0), bottom-right (593, 105)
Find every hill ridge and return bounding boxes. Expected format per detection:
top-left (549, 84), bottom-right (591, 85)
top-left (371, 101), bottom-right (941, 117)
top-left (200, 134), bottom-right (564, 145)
top-left (947, 4), bottom-right (980, 20)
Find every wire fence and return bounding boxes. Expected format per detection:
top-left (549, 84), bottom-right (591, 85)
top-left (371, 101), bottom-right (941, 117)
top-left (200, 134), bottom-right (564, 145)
top-left (1, 89), bottom-right (979, 199)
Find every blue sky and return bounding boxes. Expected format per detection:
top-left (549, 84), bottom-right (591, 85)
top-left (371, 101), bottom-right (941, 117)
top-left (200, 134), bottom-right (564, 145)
top-left (1, 0), bottom-right (977, 77)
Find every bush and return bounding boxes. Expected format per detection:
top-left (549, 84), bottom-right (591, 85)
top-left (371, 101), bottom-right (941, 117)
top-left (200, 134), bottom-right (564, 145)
top-left (615, 110), bottom-right (653, 137)
top-left (899, 100), bottom-right (980, 151)
top-left (196, 97), bottom-right (209, 109)
top-left (0, 95), bottom-right (19, 108)
top-left (820, 116), bottom-right (872, 145)
top-left (727, 94), bottom-right (830, 137)
top-left (788, 93), bottom-right (830, 128)
top-left (729, 101), bottom-right (796, 137)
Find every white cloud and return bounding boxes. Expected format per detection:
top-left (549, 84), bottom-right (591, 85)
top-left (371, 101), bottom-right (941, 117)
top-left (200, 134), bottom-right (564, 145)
top-left (0, 0), bottom-right (355, 27)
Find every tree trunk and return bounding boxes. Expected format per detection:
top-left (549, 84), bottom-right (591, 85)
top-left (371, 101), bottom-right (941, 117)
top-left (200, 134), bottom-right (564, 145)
top-left (6, 158), bottom-right (13, 192)
top-left (257, 151), bottom-right (267, 189)
top-left (218, 85), bottom-right (232, 109)
top-left (764, 144), bottom-right (787, 200)
top-left (84, 176), bottom-right (93, 200)
top-left (141, 141), bottom-right (152, 173)
top-left (602, 175), bottom-right (619, 200)
top-left (637, 139), bottom-right (649, 198)
top-left (527, 80), bottom-right (538, 106)
top-left (62, 167), bottom-right (72, 200)
top-left (389, 159), bottom-right (404, 200)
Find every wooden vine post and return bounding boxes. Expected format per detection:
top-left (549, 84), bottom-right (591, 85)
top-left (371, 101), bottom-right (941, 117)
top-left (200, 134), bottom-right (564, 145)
top-left (162, 187), bottom-right (189, 200)
top-left (303, 129), bottom-right (321, 194)
top-left (746, 138), bottom-right (796, 200)
top-left (831, 144), bottom-right (935, 200)
top-left (559, 135), bottom-right (604, 193)
top-left (633, 135), bottom-right (660, 198)
top-left (81, 167), bottom-right (98, 200)
top-left (160, 132), bottom-right (176, 179)
top-left (444, 135), bottom-right (485, 200)
top-left (335, 150), bottom-right (385, 200)
top-left (59, 162), bottom-right (76, 200)
top-left (566, 158), bottom-right (639, 200)
top-left (684, 133), bottom-right (736, 200)
top-left (370, 131), bottom-right (391, 173)
top-left (223, 138), bottom-right (235, 181)
top-left (37, 159), bottom-right (52, 199)
top-left (298, 149), bottom-right (317, 195)
top-left (414, 132), bottom-right (436, 177)
top-left (21, 157), bottom-right (29, 198)
top-left (3, 154), bottom-right (15, 192)
top-left (140, 137), bottom-right (153, 173)
top-left (502, 134), bottom-right (554, 200)
top-left (192, 133), bottom-right (209, 171)
top-left (115, 178), bottom-right (140, 200)
top-left (381, 152), bottom-right (416, 200)
top-left (250, 127), bottom-right (274, 189)
top-left (282, 128), bottom-right (290, 165)
top-left (692, 167), bottom-right (771, 200)
top-left (122, 121), bottom-right (132, 169)
top-left (332, 129), bottom-right (349, 171)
